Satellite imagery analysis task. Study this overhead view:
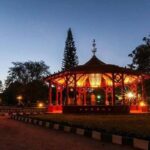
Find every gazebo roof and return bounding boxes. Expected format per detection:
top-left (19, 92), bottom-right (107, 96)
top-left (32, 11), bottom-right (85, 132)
top-left (45, 40), bottom-right (143, 81)
top-left (70, 55), bottom-right (139, 74)
top-left (84, 55), bottom-right (106, 66)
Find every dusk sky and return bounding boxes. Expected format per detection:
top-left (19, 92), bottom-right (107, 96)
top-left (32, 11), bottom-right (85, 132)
top-left (0, 0), bottom-right (150, 83)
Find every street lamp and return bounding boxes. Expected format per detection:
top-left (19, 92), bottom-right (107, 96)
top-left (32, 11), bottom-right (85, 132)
top-left (37, 102), bottom-right (44, 108)
top-left (16, 95), bottom-right (23, 106)
top-left (17, 95), bottom-right (23, 101)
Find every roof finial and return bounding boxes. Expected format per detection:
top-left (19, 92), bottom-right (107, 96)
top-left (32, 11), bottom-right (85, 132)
top-left (92, 39), bottom-right (97, 56)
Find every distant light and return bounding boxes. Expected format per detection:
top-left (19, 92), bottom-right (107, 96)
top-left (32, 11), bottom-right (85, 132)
top-left (16, 95), bottom-right (23, 101)
top-left (51, 85), bottom-right (55, 88)
top-left (38, 102), bottom-right (44, 108)
top-left (97, 95), bottom-right (101, 99)
top-left (70, 88), bottom-right (74, 92)
top-left (139, 101), bottom-right (146, 107)
top-left (118, 96), bottom-right (122, 100)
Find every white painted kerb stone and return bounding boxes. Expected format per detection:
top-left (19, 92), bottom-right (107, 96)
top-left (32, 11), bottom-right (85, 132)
top-left (133, 138), bottom-right (149, 150)
top-left (112, 135), bottom-right (122, 145)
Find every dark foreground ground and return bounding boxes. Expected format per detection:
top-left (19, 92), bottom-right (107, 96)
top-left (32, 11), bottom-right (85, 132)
top-left (0, 116), bottom-right (135, 150)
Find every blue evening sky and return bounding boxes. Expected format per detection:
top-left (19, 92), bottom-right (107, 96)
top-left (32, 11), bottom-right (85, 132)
top-left (0, 0), bottom-right (150, 83)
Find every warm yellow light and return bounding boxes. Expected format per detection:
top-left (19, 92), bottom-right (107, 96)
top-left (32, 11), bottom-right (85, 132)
top-left (139, 101), bottom-right (146, 107)
top-left (102, 74), bottom-right (112, 86)
top-left (77, 74), bottom-right (88, 87)
top-left (124, 76), bottom-right (137, 84)
top-left (17, 95), bottom-right (23, 101)
top-left (89, 74), bottom-right (101, 87)
top-left (126, 92), bottom-right (135, 99)
top-left (106, 80), bottom-right (112, 86)
top-left (55, 78), bottom-right (65, 85)
top-left (38, 102), bottom-right (44, 108)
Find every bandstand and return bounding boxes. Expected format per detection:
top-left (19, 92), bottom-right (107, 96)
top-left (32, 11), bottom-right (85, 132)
top-left (45, 40), bottom-right (150, 113)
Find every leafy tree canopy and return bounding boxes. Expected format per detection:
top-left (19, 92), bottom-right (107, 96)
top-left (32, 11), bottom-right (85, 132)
top-left (6, 61), bottom-right (50, 86)
top-left (0, 80), bottom-right (3, 93)
top-left (3, 61), bottom-right (50, 105)
top-left (128, 35), bottom-right (150, 73)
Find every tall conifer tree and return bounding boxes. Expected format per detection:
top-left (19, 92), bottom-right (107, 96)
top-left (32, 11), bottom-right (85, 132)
top-left (62, 28), bottom-right (78, 70)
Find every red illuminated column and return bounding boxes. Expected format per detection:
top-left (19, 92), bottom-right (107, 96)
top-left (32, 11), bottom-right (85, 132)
top-left (83, 89), bottom-right (86, 106)
top-left (105, 87), bottom-right (108, 105)
top-left (77, 88), bottom-right (81, 105)
top-left (60, 88), bottom-right (63, 105)
top-left (121, 73), bottom-right (125, 104)
top-left (134, 82), bottom-right (138, 104)
top-left (56, 86), bottom-right (59, 105)
top-left (112, 73), bottom-right (115, 106)
top-left (74, 74), bottom-right (77, 105)
top-left (49, 81), bottom-right (52, 105)
top-left (141, 76), bottom-right (146, 101)
top-left (66, 75), bottom-right (69, 105)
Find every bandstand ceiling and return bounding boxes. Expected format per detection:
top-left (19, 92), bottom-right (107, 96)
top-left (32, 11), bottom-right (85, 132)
top-left (50, 73), bottom-right (139, 88)
top-left (45, 55), bottom-right (146, 88)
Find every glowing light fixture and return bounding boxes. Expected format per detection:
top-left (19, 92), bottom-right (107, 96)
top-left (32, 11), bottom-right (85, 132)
top-left (97, 95), bottom-right (101, 99)
top-left (126, 92), bottom-right (135, 99)
top-left (51, 84), bottom-right (55, 88)
top-left (16, 95), bottom-right (23, 106)
top-left (38, 102), bottom-right (44, 108)
top-left (17, 95), bottom-right (23, 101)
top-left (77, 75), bottom-right (88, 87)
top-left (89, 74), bottom-right (101, 87)
top-left (139, 101), bottom-right (146, 107)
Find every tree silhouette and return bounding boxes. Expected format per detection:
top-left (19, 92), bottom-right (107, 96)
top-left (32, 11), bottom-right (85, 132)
top-left (128, 35), bottom-right (150, 73)
top-left (0, 80), bottom-right (3, 93)
top-left (6, 61), bottom-right (50, 86)
top-left (62, 28), bottom-right (78, 70)
top-left (3, 61), bottom-right (50, 105)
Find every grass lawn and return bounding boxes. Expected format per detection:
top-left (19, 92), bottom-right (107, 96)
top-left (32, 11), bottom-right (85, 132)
top-left (30, 114), bottom-right (150, 139)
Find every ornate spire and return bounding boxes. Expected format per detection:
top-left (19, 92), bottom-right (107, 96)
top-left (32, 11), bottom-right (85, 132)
top-left (92, 39), bottom-right (97, 56)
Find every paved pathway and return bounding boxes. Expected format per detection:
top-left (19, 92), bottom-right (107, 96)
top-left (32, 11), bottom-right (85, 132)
top-left (0, 116), bottom-right (135, 150)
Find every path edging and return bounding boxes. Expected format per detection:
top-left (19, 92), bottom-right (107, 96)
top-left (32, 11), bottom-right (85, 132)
top-left (11, 115), bottom-right (150, 150)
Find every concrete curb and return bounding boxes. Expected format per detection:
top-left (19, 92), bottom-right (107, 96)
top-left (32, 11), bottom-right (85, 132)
top-left (0, 111), bottom-right (45, 116)
top-left (0, 112), bottom-right (10, 116)
top-left (11, 115), bottom-right (150, 150)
